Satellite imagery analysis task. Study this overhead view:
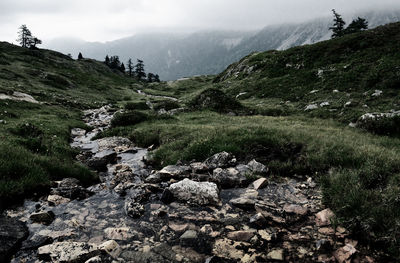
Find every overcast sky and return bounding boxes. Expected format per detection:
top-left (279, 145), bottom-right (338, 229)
top-left (1, 0), bottom-right (400, 43)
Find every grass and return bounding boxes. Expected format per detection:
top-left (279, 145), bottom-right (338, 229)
top-left (99, 109), bottom-right (400, 255)
top-left (0, 42), bottom-right (141, 206)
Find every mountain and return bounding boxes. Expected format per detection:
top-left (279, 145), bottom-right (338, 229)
top-left (45, 9), bottom-right (400, 80)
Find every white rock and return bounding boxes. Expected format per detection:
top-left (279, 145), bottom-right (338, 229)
top-left (169, 178), bottom-right (220, 205)
top-left (305, 104), bottom-right (318, 111)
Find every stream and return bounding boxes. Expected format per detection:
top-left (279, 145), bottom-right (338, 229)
top-left (4, 105), bottom-right (377, 263)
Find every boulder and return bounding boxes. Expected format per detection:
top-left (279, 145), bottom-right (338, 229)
top-left (95, 136), bottom-right (132, 152)
top-left (212, 168), bottom-right (248, 188)
top-left (227, 231), bottom-right (255, 242)
top-left (267, 249), bottom-right (284, 261)
top-left (51, 178), bottom-right (92, 200)
top-left (247, 160), bottom-right (268, 174)
top-left (47, 194), bottom-right (71, 206)
top-left (252, 178), bottom-right (268, 190)
top-left (86, 149), bottom-right (117, 171)
top-left (203, 152), bottom-right (236, 169)
top-left (38, 242), bottom-right (101, 263)
top-left (315, 208), bottom-right (335, 226)
top-left (158, 165), bottom-right (191, 179)
top-left (168, 178), bottom-right (220, 205)
top-left (0, 216), bottom-right (28, 263)
top-left (30, 210), bottom-right (55, 225)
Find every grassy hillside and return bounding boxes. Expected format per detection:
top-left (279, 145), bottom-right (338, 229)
top-left (0, 42), bottom-right (141, 206)
top-left (98, 23), bottom-right (400, 257)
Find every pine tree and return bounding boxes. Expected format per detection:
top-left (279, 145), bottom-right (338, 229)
top-left (329, 9), bottom-right (346, 38)
top-left (109, 56), bottom-right (121, 69)
top-left (345, 17), bottom-right (368, 34)
top-left (105, 55), bottom-right (110, 66)
top-left (147, 73), bottom-right (154, 82)
top-left (78, 52), bottom-right (83, 60)
top-left (127, 58), bottom-right (134, 77)
top-left (120, 63), bottom-right (126, 73)
top-left (135, 59), bottom-right (146, 81)
top-left (30, 37), bottom-right (42, 49)
top-left (154, 74), bottom-right (160, 82)
top-left (17, 25), bottom-right (32, 48)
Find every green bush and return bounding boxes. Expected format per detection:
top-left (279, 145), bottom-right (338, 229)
top-left (111, 111), bottom-right (149, 127)
top-left (124, 101), bottom-right (149, 110)
top-left (358, 115), bottom-right (400, 136)
top-left (189, 88), bottom-right (245, 113)
top-left (153, 100), bottom-right (181, 111)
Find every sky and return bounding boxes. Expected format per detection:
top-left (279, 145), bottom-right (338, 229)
top-left (1, 0), bottom-right (400, 43)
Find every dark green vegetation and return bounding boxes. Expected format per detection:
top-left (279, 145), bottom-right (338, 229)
top-left (101, 23), bottom-right (400, 257)
top-left (0, 42), bottom-right (141, 206)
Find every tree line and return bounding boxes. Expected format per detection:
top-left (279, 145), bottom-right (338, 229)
top-left (104, 55), bottom-right (160, 82)
top-left (330, 9), bottom-right (368, 38)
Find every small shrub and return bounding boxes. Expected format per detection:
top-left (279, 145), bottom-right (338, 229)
top-left (124, 101), bottom-right (149, 110)
top-left (189, 88), bottom-right (245, 113)
top-left (111, 111), bottom-right (149, 127)
top-left (153, 100), bottom-right (180, 111)
top-left (358, 115), bottom-right (400, 136)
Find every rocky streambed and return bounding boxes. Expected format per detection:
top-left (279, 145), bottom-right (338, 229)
top-left (2, 106), bottom-right (378, 262)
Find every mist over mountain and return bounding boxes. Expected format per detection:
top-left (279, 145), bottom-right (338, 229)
top-left (45, 9), bottom-right (400, 80)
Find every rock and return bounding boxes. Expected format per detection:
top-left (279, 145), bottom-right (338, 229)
top-left (267, 249), bottom-right (284, 261)
top-left (104, 227), bottom-right (136, 240)
top-left (258, 230), bottom-right (273, 242)
top-left (371, 90), bottom-right (382, 97)
top-left (0, 91), bottom-right (39, 104)
top-left (47, 194), bottom-right (71, 206)
top-left (180, 230), bottom-right (198, 240)
top-left (252, 178), bottom-right (268, 190)
top-left (0, 216), bottom-right (28, 263)
top-left (212, 168), bottom-right (248, 188)
top-left (315, 208), bottom-right (335, 226)
top-left (86, 149), bottom-right (117, 171)
top-left (99, 240), bottom-right (121, 258)
top-left (249, 213), bottom-right (267, 228)
top-left (30, 210), bottom-right (55, 225)
top-left (227, 231), bottom-right (255, 242)
top-left (71, 128), bottom-right (86, 137)
top-left (212, 238), bottom-right (246, 260)
top-left (95, 136), bottom-right (132, 152)
top-left (38, 242), bottom-right (101, 262)
top-left (145, 172), bottom-right (162, 183)
top-left (235, 164), bottom-right (251, 176)
top-left (160, 188), bottom-right (174, 204)
top-left (247, 159), bottom-right (268, 174)
top-left (333, 244), bottom-right (357, 263)
top-left (168, 178), bottom-right (220, 205)
top-left (305, 104), bottom-right (318, 111)
top-left (190, 162), bottom-right (209, 173)
top-left (316, 239), bottom-right (332, 252)
top-left (203, 152), bottom-right (236, 169)
top-left (169, 222), bottom-right (189, 232)
top-left (51, 178), bottom-right (92, 200)
top-left (230, 189), bottom-right (258, 210)
top-left (320, 101), bottom-right (330, 107)
top-left (158, 165), bottom-right (191, 179)
top-left (180, 230), bottom-right (199, 247)
top-left (124, 199), bottom-right (145, 218)
top-left (283, 204), bottom-right (308, 216)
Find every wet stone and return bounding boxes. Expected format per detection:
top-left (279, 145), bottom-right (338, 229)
top-left (30, 210), bottom-right (55, 225)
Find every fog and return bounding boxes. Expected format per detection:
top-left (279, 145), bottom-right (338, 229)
top-left (1, 0), bottom-right (400, 43)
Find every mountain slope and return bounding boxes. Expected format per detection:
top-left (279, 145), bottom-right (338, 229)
top-left (45, 9), bottom-right (400, 80)
top-left (0, 42), bottom-right (139, 206)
